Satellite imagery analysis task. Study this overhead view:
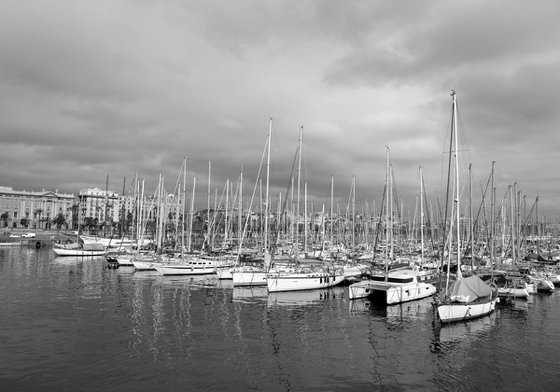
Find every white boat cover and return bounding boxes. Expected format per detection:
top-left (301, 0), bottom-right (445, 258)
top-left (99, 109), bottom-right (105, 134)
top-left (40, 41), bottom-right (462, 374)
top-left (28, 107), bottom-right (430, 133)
top-left (449, 275), bottom-right (493, 303)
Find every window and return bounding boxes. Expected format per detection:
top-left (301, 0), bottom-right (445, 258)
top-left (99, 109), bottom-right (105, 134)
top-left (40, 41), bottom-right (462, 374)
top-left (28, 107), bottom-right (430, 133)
top-left (13, 212), bottom-right (17, 218)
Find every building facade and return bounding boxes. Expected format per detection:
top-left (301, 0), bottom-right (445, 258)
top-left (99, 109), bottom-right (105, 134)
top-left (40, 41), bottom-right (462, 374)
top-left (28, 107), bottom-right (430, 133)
top-left (77, 187), bottom-right (121, 224)
top-left (0, 186), bottom-right (75, 230)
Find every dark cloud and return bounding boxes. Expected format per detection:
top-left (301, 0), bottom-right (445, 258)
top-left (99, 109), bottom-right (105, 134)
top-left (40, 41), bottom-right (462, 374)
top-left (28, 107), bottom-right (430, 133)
top-left (0, 0), bottom-right (559, 216)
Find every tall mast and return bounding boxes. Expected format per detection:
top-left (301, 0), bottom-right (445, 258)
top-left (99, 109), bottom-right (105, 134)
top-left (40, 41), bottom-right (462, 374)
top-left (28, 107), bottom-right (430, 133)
top-left (469, 163), bottom-right (474, 268)
top-left (304, 182), bottom-right (308, 254)
top-left (207, 160), bottom-right (211, 251)
top-left (490, 161), bottom-right (495, 267)
top-left (352, 175), bottom-right (356, 249)
top-left (188, 177), bottom-right (196, 252)
top-left (290, 176), bottom-right (294, 245)
top-left (420, 166), bottom-right (424, 265)
top-left (536, 196), bottom-right (540, 255)
top-left (385, 145), bottom-right (390, 276)
top-left (330, 176), bottom-right (334, 244)
top-left (181, 157), bottom-right (187, 257)
top-left (225, 178), bottom-right (229, 246)
top-left (389, 162), bottom-right (394, 260)
top-left (264, 118), bottom-right (272, 258)
top-left (509, 185), bottom-right (515, 264)
top-left (296, 125), bottom-right (303, 256)
top-left (238, 169), bottom-right (243, 247)
top-left (213, 187), bottom-right (217, 250)
top-left (452, 90), bottom-right (462, 279)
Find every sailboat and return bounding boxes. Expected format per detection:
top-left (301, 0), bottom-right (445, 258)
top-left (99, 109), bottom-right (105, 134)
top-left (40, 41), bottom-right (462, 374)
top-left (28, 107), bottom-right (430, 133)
top-left (53, 198), bottom-right (107, 257)
top-left (348, 146), bottom-right (437, 303)
top-left (232, 119), bottom-right (273, 287)
top-left (436, 90), bottom-right (499, 323)
top-left (266, 126), bottom-right (345, 293)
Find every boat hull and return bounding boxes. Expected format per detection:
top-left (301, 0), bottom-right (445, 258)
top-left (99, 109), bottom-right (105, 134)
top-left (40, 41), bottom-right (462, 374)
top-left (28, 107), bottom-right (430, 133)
top-left (266, 272), bottom-right (345, 292)
top-left (116, 257), bottom-right (133, 266)
top-left (216, 267), bottom-right (233, 280)
top-left (132, 260), bottom-right (157, 271)
top-left (497, 287), bottom-right (529, 299)
top-left (53, 247), bottom-right (106, 257)
top-left (437, 296), bottom-right (499, 323)
top-left (155, 265), bottom-right (216, 275)
top-left (232, 270), bottom-right (267, 286)
top-left (348, 281), bottom-right (436, 303)
top-left (535, 278), bottom-right (555, 293)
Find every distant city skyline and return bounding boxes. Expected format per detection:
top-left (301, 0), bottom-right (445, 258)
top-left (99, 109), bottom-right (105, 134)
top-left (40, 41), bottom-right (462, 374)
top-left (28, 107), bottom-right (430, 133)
top-left (2, 1), bottom-right (559, 218)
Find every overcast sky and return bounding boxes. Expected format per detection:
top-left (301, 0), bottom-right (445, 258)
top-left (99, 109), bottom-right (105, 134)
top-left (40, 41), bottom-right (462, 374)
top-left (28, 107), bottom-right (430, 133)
top-left (2, 0), bottom-right (559, 220)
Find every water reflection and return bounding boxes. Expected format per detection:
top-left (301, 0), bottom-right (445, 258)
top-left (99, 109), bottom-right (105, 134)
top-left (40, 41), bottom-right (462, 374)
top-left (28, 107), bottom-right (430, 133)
top-left (267, 288), bottom-right (342, 308)
top-left (232, 286), bottom-right (268, 304)
top-left (435, 313), bottom-right (497, 346)
top-left (3, 248), bottom-right (560, 392)
top-left (53, 255), bottom-right (106, 264)
top-left (349, 297), bottom-right (433, 321)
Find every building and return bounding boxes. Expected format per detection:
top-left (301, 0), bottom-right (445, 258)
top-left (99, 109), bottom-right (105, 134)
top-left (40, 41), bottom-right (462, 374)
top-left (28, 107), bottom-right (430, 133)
top-left (0, 186), bottom-right (75, 229)
top-left (77, 187), bottom-right (121, 224)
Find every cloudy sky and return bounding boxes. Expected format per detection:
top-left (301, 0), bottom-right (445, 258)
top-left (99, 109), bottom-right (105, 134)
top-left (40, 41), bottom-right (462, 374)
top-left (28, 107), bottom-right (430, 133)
top-left (2, 0), bottom-right (559, 219)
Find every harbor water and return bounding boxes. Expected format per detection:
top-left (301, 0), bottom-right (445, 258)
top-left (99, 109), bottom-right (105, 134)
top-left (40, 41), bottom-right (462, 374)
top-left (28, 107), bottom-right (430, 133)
top-left (1, 247), bottom-right (560, 391)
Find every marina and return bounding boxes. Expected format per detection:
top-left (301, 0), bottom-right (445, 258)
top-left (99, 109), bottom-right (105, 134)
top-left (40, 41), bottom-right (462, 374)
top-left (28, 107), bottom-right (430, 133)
top-left (2, 247), bottom-right (560, 391)
top-left (2, 1), bottom-right (560, 390)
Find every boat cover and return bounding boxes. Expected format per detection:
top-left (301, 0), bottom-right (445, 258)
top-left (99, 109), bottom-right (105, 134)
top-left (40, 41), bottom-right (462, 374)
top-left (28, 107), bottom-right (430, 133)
top-left (449, 275), bottom-right (493, 303)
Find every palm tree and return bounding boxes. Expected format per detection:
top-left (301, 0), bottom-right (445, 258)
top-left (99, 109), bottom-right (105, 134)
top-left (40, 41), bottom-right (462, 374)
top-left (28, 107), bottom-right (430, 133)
top-left (83, 217), bottom-right (96, 234)
top-left (52, 213), bottom-right (67, 230)
top-left (20, 217), bottom-right (29, 228)
top-left (1, 212), bottom-right (9, 228)
top-left (34, 208), bottom-right (43, 229)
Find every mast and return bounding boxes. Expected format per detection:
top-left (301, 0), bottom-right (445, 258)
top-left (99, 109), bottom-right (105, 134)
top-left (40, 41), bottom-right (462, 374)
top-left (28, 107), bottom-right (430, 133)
top-left (188, 177), bottom-right (196, 252)
top-left (452, 90), bottom-right (462, 280)
top-left (420, 166), bottom-right (424, 265)
top-left (224, 178), bottom-right (229, 246)
top-left (384, 145), bottom-right (390, 277)
top-left (509, 185), bottom-right (515, 264)
top-left (238, 169), bottom-right (243, 247)
top-left (352, 175), bottom-right (356, 249)
top-left (330, 176), bottom-right (334, 245)
top-left (304, 182), bottom-right (308, 254)
top-left (490, 161), bottom-right (496, 267)
top-left (469, 163), bottom-right (474, 269)
top-left (536, 196), bottom-right (540, 255)
top-left (264, 118), bottom-right (272, 262)
top-left (120, 176), bottom-right (126, 238)
top-left (389, 162), bottom-right (394, 260)
top-left (207, 160), bottom-right (211, 251)
top-left (441, 93), bottom-right (456, 291)
top-left (181, 157), bottom-right (187, 257)
top-left (296, 125), bottom-right (303, 257)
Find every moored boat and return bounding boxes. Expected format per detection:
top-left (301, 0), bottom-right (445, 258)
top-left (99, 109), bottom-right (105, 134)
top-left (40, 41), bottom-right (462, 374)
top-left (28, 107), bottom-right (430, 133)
top-left (154, 256), bottom-right (219, 276)
top-left (348, 266), bottom-right (437, 303)
top-left (53, 242), bottom-right (106, 257)
top-left (437, 275), bottom-right (499, 323)
top-left (266, 265), bottom-right (345, 293)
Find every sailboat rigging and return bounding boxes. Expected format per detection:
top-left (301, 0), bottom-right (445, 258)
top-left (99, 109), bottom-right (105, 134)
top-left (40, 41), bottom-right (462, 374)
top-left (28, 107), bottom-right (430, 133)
top-left (436, 90), bottom-right (499, 323)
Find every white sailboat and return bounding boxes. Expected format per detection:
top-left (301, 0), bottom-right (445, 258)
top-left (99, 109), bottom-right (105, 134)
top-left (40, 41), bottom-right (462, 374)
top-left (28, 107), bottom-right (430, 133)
top-left (52, 244), bottom-right (107, 257)
top-left (232, 119), bottom-right (273, 287)
top-left (348, 146), bottom-right (437, 303)
top-left (348, 265), bottom-right (437, 302)
top-left (266, 126), bottom-right (345, 293)
top-left (437, 91), bottom-right (499, 323)
top-left (154, 256), bottom-right (219, 276)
